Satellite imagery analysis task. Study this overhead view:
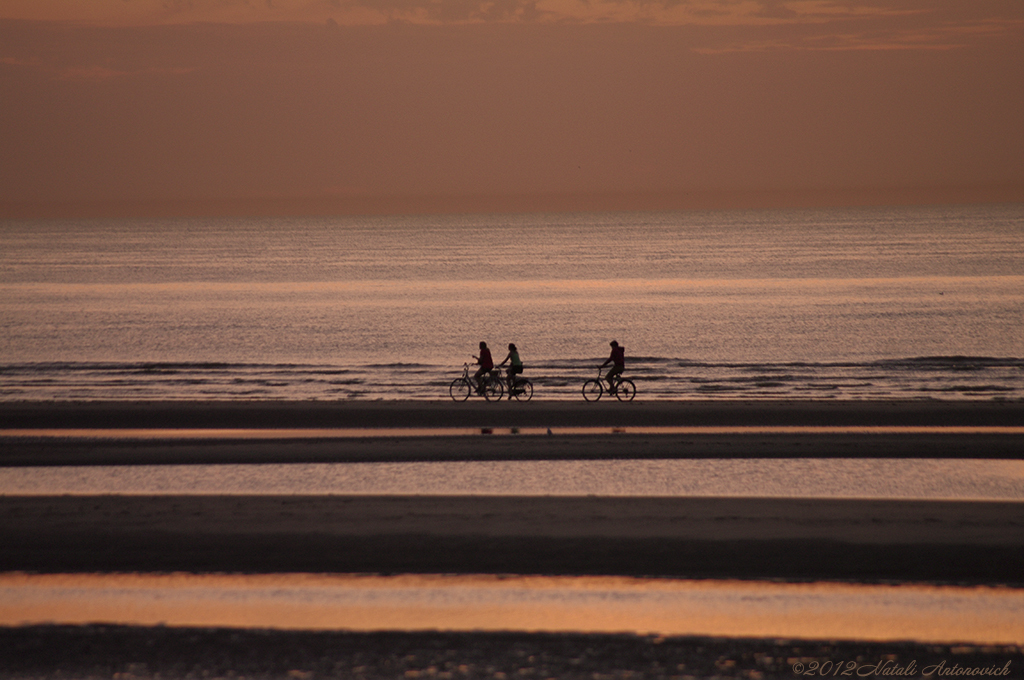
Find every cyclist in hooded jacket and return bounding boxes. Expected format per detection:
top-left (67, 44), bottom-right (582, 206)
top-left (473, 341), bottom-right (494, 394)
top-left (600, 340), bottom-right (625, 392)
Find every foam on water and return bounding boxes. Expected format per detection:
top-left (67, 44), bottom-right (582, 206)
top-left (1, 356), bottom-right (1021, 401)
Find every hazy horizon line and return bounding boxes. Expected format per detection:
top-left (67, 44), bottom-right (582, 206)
top-left (3, 185), bottom-right (1021, 220)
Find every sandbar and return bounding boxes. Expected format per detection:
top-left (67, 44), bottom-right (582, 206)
top-left (2, 400), bottom-right (1022, 584)
top-left (2, 494), bottom-right (1021, 584)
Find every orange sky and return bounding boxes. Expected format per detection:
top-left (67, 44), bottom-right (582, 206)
top-left (1, 0), bottom-right (1021, 216)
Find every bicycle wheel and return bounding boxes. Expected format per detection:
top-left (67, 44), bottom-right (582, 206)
top-left (449, 378), bottom-right (472, 402)
top-left (582, 379), bottom-right (603, 402)
top-left (614, 379), bottom-right (636, 402)
top-left (483, 377), bottom-right (504, 402)
top-left (513, 379), bottom-right (533, 402)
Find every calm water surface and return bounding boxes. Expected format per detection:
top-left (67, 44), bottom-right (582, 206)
top-left (3, 458), bottom-right (1023, 500)
top-left (2, 205), bottom-right (1022, 401)
top-left (3, 573), bottom-right (1022, 645)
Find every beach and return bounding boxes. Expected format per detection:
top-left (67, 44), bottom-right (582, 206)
top-left (2, 400), bottom-right (1022, 581)
top-left (2, 626), bottom-right (1021, 679)
top-left (3, 15), bottom-right (1022, 672)
top-left (3, 493), bottom-right (1022, 583)
top-left (3, 399), bottom-right (1023, 677)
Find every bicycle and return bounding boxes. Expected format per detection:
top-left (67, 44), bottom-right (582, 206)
top-left (449, 363), bottom-right (504, 402)
top-left (582, 368), bottom-right (636, 402)
top-left (505, 368), bottom-right (534, 402)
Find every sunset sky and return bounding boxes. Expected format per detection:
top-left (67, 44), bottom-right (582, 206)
top-left (1, 0), bottom-right (1021, 216)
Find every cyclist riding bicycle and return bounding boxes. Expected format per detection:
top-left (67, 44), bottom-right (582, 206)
top-left (498, 343), bottom-right (524, 400)
top-left (600, 340), bottom-right (625, 392)
top-left (473, 341), bottom-right (494, 394)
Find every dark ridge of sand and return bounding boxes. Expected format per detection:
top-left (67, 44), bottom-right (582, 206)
top-left (3, 399), bottom-right (1023, 430)
top-left (2, 625), bottom-right (1021, 680)
top-left (3, 495), bottom-right (1022, 584)
top-left (2, 431), bottom-right (1022, 466)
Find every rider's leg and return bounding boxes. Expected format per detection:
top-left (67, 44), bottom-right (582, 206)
top-left (606, 366), bottom-right (622, 391)
top-left (508, 367), bottom-right (521, 399)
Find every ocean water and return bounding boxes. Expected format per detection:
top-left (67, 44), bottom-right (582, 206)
top-left (1, 204), bottom-right (1022, 401)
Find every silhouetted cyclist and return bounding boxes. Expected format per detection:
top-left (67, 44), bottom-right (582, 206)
top-left (600, 340), bottom-right (625, 392)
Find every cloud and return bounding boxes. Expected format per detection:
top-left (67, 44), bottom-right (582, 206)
top-left (54, 65), bottom-right (198, 81)
top-left (0, 0), bottom-right (1020, 51)
top-left (2, 6), bottom-right (1020, 211)
top-left (0, 56), bottom-right (40, 67)
top-left (692, 15), bottom-right (1023, 53)
top-left (0, 0), bottom-right (1005, 28)
top-left (0, 55), bottom-right (197, 81)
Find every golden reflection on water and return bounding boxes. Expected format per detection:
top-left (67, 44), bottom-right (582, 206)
top-left (4, 458), bottom-right (1023, 499)
top-left (2, 573), bottom-right (1022, 645)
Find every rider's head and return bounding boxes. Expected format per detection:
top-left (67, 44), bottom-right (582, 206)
top-left (508, 343), bottom-right (516, 351)
top-left (479, 341), bottom-right (487, 349)
top-left (610, 340), bottom-right (619, 347)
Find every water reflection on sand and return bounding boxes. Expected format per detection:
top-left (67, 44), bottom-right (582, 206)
top-left (3, 458), bottom-right (1023, 500)
top-left (2, 573), bottom-right (1022, 645)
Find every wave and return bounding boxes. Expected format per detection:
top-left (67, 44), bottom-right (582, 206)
top-left (876, 356), bottom-right (1024, 370)
top-left (1, 357), bottom-right (1021, 402)
top-left (3, 356), bottom-right (1019, 374)
top-left (669, 356), bottom-right (1023, 370)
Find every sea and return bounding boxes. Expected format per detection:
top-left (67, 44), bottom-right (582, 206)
top-left (1, 203), bottom-right (1022, 401)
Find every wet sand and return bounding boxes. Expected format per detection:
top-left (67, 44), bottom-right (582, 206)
top-left (2, 400), bottom-right (1023, 582)
top-left (2, 401), bottom-right (1023, 676)
top-left (4, 399), bottom-right (1023, 430)
top-left (0, 625), bottom-right (1020, 680)
top-left (2, 400), bottom-right (1023, 466)
top-left (2, 494), bottom-right (1022, 583)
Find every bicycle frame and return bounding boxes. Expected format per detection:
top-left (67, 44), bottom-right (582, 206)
top-left (450, 362), bottom-right (505, 402)
top-left (582, 367), bottom-right (635, 402)
top-left (504, 367), bottom-right (534, 401)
